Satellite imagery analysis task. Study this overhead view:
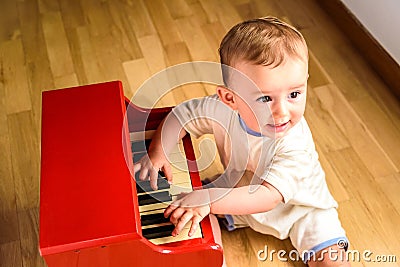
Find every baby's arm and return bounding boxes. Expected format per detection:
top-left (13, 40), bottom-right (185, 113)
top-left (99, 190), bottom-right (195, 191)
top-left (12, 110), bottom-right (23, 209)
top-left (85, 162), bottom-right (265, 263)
top-left (164, 181), bottom-right (283, 236)
top-left (134, 113), bottom-right (186, 190)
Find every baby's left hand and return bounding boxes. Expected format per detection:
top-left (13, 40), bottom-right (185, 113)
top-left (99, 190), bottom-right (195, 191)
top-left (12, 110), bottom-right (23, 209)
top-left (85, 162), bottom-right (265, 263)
top-left (164, 189), bottom-right (211, 237)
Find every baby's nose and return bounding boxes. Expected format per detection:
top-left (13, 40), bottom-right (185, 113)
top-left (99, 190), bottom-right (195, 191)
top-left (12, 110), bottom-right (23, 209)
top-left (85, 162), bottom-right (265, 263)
top-left (272, 100), bottom-right (289, 118)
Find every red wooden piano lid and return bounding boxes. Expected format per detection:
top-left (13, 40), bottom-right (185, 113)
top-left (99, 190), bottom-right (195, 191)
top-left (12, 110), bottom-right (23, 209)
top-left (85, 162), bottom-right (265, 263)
top-left (39, 81), bottom-right (139, 255)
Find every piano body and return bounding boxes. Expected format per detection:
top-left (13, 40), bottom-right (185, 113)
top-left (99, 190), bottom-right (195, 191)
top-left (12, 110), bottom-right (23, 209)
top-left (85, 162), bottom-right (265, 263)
top-left (39, 81), bottom-right (223, 266)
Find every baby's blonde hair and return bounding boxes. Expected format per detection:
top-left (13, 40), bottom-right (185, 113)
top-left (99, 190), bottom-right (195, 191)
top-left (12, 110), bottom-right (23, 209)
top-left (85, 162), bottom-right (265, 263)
top-left (219, 17), bottom-right (308, 85)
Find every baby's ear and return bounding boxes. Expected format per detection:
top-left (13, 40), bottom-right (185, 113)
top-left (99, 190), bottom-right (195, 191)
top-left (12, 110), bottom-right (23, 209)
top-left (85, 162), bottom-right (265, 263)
top-left (216, 86), bottom-right (237, 110)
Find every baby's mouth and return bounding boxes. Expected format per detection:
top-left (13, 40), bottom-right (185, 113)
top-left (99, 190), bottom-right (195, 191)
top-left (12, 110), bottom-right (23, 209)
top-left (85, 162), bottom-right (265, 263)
top-left (266, 121), bottom-right (290, 132)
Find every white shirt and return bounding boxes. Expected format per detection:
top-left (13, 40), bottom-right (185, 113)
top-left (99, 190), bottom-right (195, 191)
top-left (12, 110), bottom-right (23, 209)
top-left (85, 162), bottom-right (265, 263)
top-left (172, 95), bottom-right (337, 237)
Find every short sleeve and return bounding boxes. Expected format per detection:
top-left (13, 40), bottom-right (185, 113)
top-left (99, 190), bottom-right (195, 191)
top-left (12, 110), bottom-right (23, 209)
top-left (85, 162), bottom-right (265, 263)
top-left (172, 95), bottom-right (232, 138)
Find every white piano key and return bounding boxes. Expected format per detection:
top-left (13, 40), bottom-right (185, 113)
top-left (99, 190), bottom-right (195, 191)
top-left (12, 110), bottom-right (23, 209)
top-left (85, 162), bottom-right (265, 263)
top-left (130, 130), bottom-right (156, 141)
top-left (148, 223), bottom-right (203, 245)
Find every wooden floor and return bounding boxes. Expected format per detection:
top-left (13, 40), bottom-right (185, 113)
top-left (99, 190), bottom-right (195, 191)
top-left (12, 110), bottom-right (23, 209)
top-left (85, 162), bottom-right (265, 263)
top-left (1, 0), bottom-right (399, 266)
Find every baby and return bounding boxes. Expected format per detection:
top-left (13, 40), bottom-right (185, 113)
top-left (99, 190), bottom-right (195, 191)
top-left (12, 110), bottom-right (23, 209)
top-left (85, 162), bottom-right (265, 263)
top-left (135, 17), bottom-right (350, 267)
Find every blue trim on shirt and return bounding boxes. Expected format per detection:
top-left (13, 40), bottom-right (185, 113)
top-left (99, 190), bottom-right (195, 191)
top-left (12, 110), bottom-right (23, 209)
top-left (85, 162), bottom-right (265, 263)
top-left (302, 237), bottom-right (349, 263)
top-left (220, 214), bottom-right (236, 231)
top-left (238, 116), bottom-right (263, 137)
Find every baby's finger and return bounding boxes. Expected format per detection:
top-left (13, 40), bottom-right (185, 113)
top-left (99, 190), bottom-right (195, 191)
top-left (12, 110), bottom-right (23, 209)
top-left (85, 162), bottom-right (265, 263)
top-left (133, 163), bottom-right (141, 174)
top-left (172, 211), bottom-right (192, 236)
top-left (138, 167), bottom-right (149, 181)
top-left (164, 203), bottom-right (179, 218)
top-left (149, 168), bottom-right (159, 190)
top-left (188, 215), bottom-right (202, 237)
top-left (169, 208), bottom-right (185, 225)
top-left (162, 163), bottom-right (173, 184)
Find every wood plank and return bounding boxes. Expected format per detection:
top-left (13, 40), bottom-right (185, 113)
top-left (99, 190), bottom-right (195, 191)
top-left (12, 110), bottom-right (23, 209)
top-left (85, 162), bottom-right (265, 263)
top-left (317, 0), bottom-right (400, 99)
top-left (106, 1), bottom-right (143, 61)
top-left (79, 0), bottom-right (112, 37)
top-left (41, 11), bottom-right (76, 80)
top-left (138, 35), bottom-right (168, 74)
top-left (123, 58), bottom-right (150, 101)
top-left (144, 0), bottom-right (183, 46)
top-left (8, 111), bottom-right (40, 211)
top-left (305, 87), bottom-right (350, 153)
top-left (54, 73), bottom-right (79, 88)
top-left (232, 1), bottom-right (259, 21)
top-left (201, 21), bottom-right (226, 60)
top-left (0, 1), bottom-right (20, 42)
top-left (0, 85), bottom-right (19, 245)
top-left (163, 41), bottom-right (210, 102)
top-left (26, 58), bottom-right (54, 143)
top-left (314, 84), bottom-right (398, 178)
top-left (38, 0), bottom-right (60, 14)
top-left (74, 26), bottom-right (103, 84)
top-left (175, 16), bottom-right (215, 61)
top-left (198, 0), bottom-right (219, 23)
top-left (308, 50), bottom-right (332, 88)
top-left (165, 42), bottom-right (192, 66)
top-left (91, 32), bottom-right (130, 97)
top-left (375, 172), bottom-right (400, 215)
top-left (64, 27), bottom-right (87, 85)
top-left (0, 134), bottom-right (20, 244)
top-left (350, 96), bottom-right (400, 168)
top-left (0, 241), bottom-right (22, 267)
top-left (275, 0), bottom-right (315, 30)
top-left (316, 143), bottom-right (350, 203)
top-left (300, 11), bottom-right (372, 101)
top-left (123, 58), bottom-right (170, 107)
top-left (337, 199), bottom-right (391, 267)
top-left (137, 35), bottom-right (176, 107)
top-left (19, 0), bottom-right (55, 133)
top-left (0, 39), bottom-right (32, 115)
top-left (126, 0), bottom-right (157, 38)
top-left (187, 1), bottom-right (209, 26)
top-left (328, 148), bottom-right (400, 258)
top-left (165, 0), bottom-right (193, 19)
top-left (221, 228), bottom-right (260, 267)
top-left (58, 0), bottom-right (85, 29)
top-left (17, 0), bottom-right (49, 64)
top-left (204, 0), bottom-right (243, 31)
top-left (18, 208), bottom-right (47, 267)
top-left (251, 0), bottom-right (286, 19)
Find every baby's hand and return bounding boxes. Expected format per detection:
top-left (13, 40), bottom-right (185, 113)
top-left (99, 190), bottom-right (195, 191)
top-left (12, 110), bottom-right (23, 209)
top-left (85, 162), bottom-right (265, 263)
top-left (133, 150), bottom-right (172, 190)
top-left (164, 189), bottom-right (211, 237)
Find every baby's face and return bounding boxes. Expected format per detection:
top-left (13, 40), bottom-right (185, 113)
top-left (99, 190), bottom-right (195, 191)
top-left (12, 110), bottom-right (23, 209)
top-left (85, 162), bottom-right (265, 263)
top-left (229, 58), bottom-right (308, 138)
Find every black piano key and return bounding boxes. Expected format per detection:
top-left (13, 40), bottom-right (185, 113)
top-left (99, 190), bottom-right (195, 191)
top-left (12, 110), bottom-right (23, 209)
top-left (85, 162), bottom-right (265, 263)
top-left (138, 191), bottom-right (172, 206)
top-left (133, 152), bottom-right (146, 163)
top-left (142, 224), bottom-right (175, 239)
top-left (136, 178), bottom-right (170, 193)
top-left (134, 171), bottom-right (165, 182)
top-left (141, 212), bottom-right (170, 226)
top-left (131, 139), bottom-right (152, 153)
top-left (131, 140), bottom-right (146, 153)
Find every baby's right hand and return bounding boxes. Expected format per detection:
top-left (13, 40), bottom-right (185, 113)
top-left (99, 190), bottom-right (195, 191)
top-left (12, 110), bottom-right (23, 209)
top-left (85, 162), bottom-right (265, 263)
top-left (133, 151), bottom-right (173, 190)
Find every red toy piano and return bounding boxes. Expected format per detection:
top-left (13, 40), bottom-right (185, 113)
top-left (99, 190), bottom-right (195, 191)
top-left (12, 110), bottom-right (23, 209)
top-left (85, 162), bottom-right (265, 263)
top-left (39, 81), bottom-right (223, 267)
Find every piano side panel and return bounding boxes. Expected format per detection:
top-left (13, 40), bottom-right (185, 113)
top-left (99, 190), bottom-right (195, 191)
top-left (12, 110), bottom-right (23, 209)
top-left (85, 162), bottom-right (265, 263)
top-left (43, 238), bottom-right (223, 267)
top-left (40, 81), bottom-right (139, 257)
top-left (181, 134), bottom-right (216, 246)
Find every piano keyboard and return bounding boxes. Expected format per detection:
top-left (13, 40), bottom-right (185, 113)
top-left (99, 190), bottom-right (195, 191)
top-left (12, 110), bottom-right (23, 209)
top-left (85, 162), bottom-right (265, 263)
top-left (130, 131), bottom-right (203, 245)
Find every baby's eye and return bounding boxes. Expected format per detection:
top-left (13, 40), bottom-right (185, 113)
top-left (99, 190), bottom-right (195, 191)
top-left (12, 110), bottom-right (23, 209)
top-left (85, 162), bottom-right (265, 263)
top-left (289, 91), bottom-right (301, 99)
top-left (256, 96), bottom-right (272, 103)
